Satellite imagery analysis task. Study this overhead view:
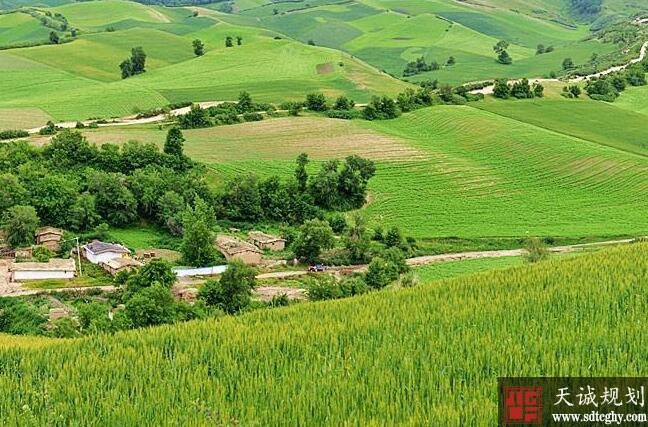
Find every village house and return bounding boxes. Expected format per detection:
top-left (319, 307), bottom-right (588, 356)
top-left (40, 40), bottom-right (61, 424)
top-left (100, 258), bottom-right (143, 276)
top-left (35, 226), bottom-right (64, 252)
top-left (248, 231), bottom-right (286, 251)
top-left (8, 258), bottom-right (76, 282)
top-left (216, 235), bottom-right (262, 265)
top-left (82, 240), bottom-right (130, 264)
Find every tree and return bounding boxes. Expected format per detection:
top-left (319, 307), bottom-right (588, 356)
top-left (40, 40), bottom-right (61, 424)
top-left (126, 284), bottom-right (178, 328)
top-left (87, 171), bottom-right (138, 227)
top-left (344, 213), bottom-right (370, 264)
top-left (562, 57), bottom-right (575, 70)
top-left (199, 260), bottom-right (256, 314)
top-left (384, 226), bottom-right (403, 248)
top-left (295, 153), bottom-right (309, 193)
top-left (29, 174), bottom-right (77, 227)
top-left (532, 82), bottom-right (544, 98)
top-left (333, 95), bottom-right (354, 111)
top-left (305, 92), bottom-right (328, 111)
top-left (365, 257), bottom-right (394, 289)
top-left (164, 127), bottom-right (185, 158)
top-left (157, 191), bottom-right (184, 235)
top-left (510, 78), bottom-right (534, 99)
top-left (536, 44), bottom-right (545, 55)
top-left (446, 56), bottom-right (456, 66)
top-left (293, 219), bottom-right (335, 263)
top-left (236, 36), bottom-right (242, 46)
top-left (237, 91), bottom-right (253, 113)
top-left (494, 40), bottom-right (512, 64)
top-left (493, 78), bottom-right (510, 99)
top-left (69, 192), bottom-right (99, 232)
top-left (219, 174), bottom-right (263, 222)
top-left (225, 36), bottom-right (233, 47)
top-left (49, 31), bottom-right (59, 44)
top-left (177, 105), bottom-right (211, 129)
top-left (1, 205), bottom-right (39, 248)
top-left (128, 258), bottom-right (177, 293)
top-left (120, 59), bottom-right (133, 79)
top-left (181, 198), bottom-right (217, 267)
top-left (130, 47), bottom-right (146, 74)
top-left (0, 174), bottom-right (26, 213)
top-left (192, 39), bottom-right (205, 56)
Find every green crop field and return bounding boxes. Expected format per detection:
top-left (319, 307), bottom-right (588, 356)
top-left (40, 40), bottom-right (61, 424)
top-left (1, 243), bottom-right (648, 424)
top-left (224, 0), bottom-right (621, 84)
top-left (0, 11), bottom-right (52, 47)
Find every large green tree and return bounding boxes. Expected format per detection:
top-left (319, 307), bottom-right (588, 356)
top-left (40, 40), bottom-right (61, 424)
top-left (181, 198), bottom-right (217, 267)
top-left (199, 260), bottom-right (257, 314)
top-left (1, 205), bottom-right (39, 248)
top-left (294, 219), bottom-right (335, 263)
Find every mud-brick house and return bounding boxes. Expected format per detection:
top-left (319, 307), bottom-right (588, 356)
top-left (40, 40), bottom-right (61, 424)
top-left (35, 227), bottom-right (64, 251)
top-left (216, 235), bottom-right (262, 265)
top-left (101, 258), bottom-right (143, 276)
top-left (248, 231), bottom-right (286, 251)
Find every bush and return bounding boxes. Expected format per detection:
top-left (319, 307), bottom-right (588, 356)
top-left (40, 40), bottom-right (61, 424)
top-left (524, 237), bottom-right (549, 263)
top-left (328, 214), bottom-right (348, 234)
top-left (326, 110), bottom-right (360, 120)
top-left (0, 130), bottom-right (29, 140)
top-left (305, 93), bottom-right (328, 111)
top-left (242, 112), bottom-right (264, 122)
top-left (306, 276), bottom-right (342, 301)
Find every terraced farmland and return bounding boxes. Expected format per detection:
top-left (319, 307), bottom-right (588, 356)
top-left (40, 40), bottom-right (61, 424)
top-left (2, 243), bottom-right (648, 424)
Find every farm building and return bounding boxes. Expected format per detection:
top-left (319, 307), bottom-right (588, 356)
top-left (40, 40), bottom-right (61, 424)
top-left (35, 227), bottom-right (64, 251)
top-left (82, 240), bottom-right (130, 264)
top-left (101, 258), bottom-right (143, 276)
top-left (216, 235), bottom-right (262, 265)
top-left (8, 258), bottom-right (76, 282)
top-left (248, 231), bottom-right (286, 251)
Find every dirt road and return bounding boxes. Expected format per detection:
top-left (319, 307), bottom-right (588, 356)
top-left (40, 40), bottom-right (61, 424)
top-left (470, 41), bottom-right (648, 95)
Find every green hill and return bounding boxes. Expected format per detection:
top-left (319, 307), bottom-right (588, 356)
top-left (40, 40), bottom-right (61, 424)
top-left (1, 243), bottom-right (647, 425)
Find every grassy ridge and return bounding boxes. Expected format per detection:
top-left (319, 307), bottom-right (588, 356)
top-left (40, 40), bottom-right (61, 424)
top-left (2, 243), bottom-right (648, 425)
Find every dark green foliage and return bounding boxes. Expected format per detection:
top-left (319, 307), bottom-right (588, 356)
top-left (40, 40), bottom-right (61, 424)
top-left (569, 0), bottom-right (602, 19)
top-left (494, 40), bottom-right (512, 64)
top-left (295, 152), bottom-right (309, 193)
top-left (49, 31), bottom-right (59, 44)
top-left (562, 57), bottom-right (575, 70)
top-left (396, 87), bottom-right (434, 112)
top-left (237, 91), bottom-right (253, 113)
top-left (328, 214), bottom-right (348, 234)
top-left (510, 78), bottom-right (534, 99)
top-left (585, 77), bottom-right (619, 101)
top-left (446, 56), bottom-right (455, 66)
top-left (127, 258), bottom-right (177, 293)
top-left (384, 226), bottom-right (403, 248)
top-left (0, 298), bottom-right (46, 335)
top-left (403, 56), bottom-right (439, 77)
top-left (305, 92), bottom-right (328, 111)
top-left (0, 130), bottom-right (29, 140)
top-left (164, 127), bottom-right (185, 158)
top-left (562, 84), bottom-right (582, 98)
top-left (325, 109), bottom-right (360, 120)
top-left (119, 47), bottom-right (146, 79)
top-left (178, 105), bottom-right (211, 129)
top-left (363, 96), bottom-right (401, 120)
top-left (333, 96), bottom-right (355, 111)
top-left (225, 36), bottom-right (233, 47)
top-left (364, 257), bottom-right (394, 289)
top-left (192, 39), bottom-right (204, 56)
top-left (38, 120), bottom-right (57, 135)
top-left (536, 44), bottom-right (545, 55)
top-left (344, 213), bottom-right (370, 264)
top-left (1, 205), bottom-right (39, 247)
top-left (181, 197), bottom-right (217, 267)
top-left (625, 65), bottom-right (647, 86)
top-left (199, 261), bottom-right (256, 314)
top-left (307, 274), bottom-right (369, 301)
top-left (533, 83), bottom-right (544, 98)
top-left (242, 112), bottom-right (263, 122)
top-left (493, 78), bottom-right (511, 99)
top-left (236, 36), bottom-right (242, 46)
top-left (126, 284), bottom-right (178, 328)
top-left (294, 219), bottom-right (335, 263)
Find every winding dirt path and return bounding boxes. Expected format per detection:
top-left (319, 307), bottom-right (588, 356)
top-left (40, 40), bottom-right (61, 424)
top-left (470, 41), bottom-right (648, 95)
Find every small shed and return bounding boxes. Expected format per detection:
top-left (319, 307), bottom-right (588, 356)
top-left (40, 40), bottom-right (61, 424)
top-left (9, 258), bottom-right (76, 282)
top-left (101, 258), bottom-right (143, 276)
top-left (216, 235), bottom-right (262, 265)
top-left (35, 227), bottom-right (64, 251)
top-left (82, 240), bottom-right (130, 264)
top-left (248, 231), bottom-right (286, 251)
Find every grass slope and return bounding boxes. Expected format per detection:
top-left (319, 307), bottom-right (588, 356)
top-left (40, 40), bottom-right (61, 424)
top-left (2, 243), bottom-right (648, 425)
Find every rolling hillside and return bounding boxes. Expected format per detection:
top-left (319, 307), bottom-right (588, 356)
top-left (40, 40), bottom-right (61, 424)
top-left (1, 243), bottom-right (647, 425)
top-left (0, 0), bottom-right (408, 123)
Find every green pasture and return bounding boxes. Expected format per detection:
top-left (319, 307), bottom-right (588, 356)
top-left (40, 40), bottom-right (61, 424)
top-left (0, 11), bottom-right (51, 47)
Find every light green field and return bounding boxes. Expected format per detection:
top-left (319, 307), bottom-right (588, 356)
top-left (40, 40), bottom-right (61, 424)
top-left (53, 0), bottom-right (172, 30)
top-left (0, 11), bottom-right (51, 47)
top-left (228, 0), bottom-right (617, 84)
top-left (0, 107), bottom-right (52, 129)
top-left (1, 243), bottom-right (648, 424)
top-left (0, 8), bottom-right (407, 121)
top-left (414, 256), bottom-right (524, 282)
top-left (78, 98), bottom-right (648, 240)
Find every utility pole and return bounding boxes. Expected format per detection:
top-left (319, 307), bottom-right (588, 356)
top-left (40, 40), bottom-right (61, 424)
top-left (76, 236), bottom-right (82, 277)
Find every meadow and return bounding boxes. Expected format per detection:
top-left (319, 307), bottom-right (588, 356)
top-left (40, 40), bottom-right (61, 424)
top-left (1, 243), bottom-right (648, 424)
top-left (75, 96), bottom-right (648, 241)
